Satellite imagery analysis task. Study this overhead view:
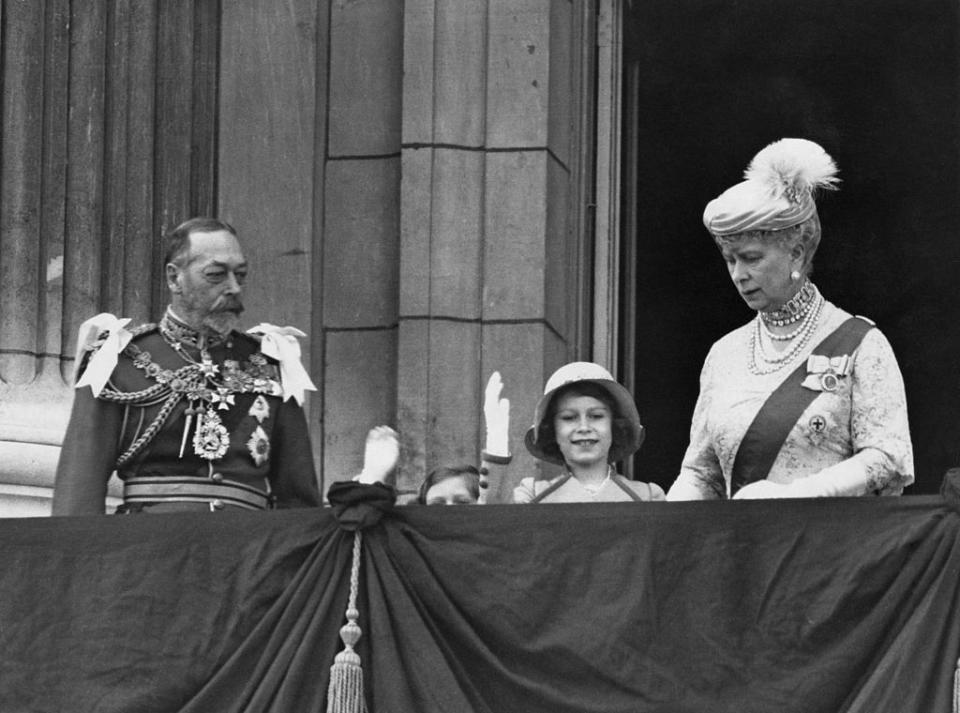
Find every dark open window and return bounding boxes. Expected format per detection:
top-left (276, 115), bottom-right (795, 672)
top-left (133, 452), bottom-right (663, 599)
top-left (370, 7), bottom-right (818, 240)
top-left (620, 0), bottom-right (959, 494)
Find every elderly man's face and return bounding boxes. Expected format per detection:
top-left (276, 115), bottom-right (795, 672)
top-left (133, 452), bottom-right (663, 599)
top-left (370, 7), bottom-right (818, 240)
top-left (168, 230), bottom-right (247, 336)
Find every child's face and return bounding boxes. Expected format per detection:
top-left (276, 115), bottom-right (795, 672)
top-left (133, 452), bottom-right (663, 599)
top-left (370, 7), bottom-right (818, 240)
top-left (425, 475), bottom-right (477, 506)
top-left (552, 393), bottom-right (613, 469)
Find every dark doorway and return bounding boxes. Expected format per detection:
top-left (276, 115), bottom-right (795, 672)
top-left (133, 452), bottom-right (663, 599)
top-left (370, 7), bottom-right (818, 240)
top-left (620, 0), bottom-right (960, 494)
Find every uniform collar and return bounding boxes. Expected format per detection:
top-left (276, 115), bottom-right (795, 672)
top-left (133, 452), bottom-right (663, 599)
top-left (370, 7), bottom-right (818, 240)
top-left (160, 307), bottom-right (230, 350)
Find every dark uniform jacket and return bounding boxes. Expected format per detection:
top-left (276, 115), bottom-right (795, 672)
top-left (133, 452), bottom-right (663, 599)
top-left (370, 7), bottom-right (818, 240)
top-left (52, 314), bottom-right (320, 514)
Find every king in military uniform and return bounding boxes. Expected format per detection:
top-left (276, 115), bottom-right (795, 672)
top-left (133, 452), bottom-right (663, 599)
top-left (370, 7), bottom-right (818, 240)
top-left (52, 217), bottom-right (321, 514)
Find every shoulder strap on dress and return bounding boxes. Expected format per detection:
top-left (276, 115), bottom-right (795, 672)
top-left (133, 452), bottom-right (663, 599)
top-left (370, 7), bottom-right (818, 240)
top-left (530, 473), bottom-right (572, 504)
top-left (612, 474), bottom-right (645, 502)
top-left (730, 317), bottom-right (874, 496)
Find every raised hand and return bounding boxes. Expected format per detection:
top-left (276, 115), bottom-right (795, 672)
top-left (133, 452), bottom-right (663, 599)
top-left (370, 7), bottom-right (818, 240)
top-left (483, 371), bottom-right (510, 457)
top-left (356, 425), bottom-right (400, 484)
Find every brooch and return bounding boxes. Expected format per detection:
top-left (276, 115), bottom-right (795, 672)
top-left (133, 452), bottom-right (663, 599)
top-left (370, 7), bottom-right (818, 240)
top-left (801, 354), bottom-right (851, 393)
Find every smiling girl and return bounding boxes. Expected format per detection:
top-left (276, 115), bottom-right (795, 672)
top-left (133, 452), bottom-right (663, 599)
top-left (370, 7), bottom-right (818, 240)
top-left (513, 362), bottom-right (665, 503)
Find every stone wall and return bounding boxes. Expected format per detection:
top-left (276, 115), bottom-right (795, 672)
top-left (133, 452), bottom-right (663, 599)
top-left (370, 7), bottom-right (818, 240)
top-left (0, 0), bottom-right (598, 514)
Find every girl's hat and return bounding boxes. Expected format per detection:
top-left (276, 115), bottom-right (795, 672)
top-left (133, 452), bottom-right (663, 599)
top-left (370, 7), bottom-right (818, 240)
top-left (524, 361), bottom-right (643, 465)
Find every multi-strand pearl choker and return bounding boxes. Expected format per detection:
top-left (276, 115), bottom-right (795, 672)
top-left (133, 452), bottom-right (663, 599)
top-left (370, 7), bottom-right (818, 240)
top-left (749, 284), bottom-right (824, 375)
top-left (759, 279), bottom-right (816, 327)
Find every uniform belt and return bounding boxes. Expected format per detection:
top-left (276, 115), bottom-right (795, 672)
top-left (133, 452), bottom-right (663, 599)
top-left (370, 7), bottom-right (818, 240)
top-left (123, 476), bottom-right (271, 511)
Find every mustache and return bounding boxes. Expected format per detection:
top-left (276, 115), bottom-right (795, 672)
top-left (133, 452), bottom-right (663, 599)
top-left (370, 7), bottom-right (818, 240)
top-left (213, 296), bottom-right (244, 313)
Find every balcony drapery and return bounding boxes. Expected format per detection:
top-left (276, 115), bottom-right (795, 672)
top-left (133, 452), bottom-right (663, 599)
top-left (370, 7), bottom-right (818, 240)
top-left (2, 494), bottom-right (958, 712)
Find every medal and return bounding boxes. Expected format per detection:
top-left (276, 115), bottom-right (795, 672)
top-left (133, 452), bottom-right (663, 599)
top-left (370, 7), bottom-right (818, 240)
top-left (246, 426), bottom-right (271, 466)
top-left (193, 408), bottom-right (230, 460)
top-left (809, 415), bottom-right (827, 433)
top-left (249, 394), bottom-right (271, 423)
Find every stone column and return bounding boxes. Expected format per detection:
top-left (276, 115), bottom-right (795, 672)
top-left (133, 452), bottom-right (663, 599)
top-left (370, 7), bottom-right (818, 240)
top-left (316, 1), bottom-right (404, 486)
top-left (0, 0), bottom-right (218, 516)
top-left (398, 0), bottom-right (594, 501)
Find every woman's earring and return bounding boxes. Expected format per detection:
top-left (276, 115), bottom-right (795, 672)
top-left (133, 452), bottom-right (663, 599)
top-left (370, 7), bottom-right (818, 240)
top-left (790, 270), bottom-right (801, 281)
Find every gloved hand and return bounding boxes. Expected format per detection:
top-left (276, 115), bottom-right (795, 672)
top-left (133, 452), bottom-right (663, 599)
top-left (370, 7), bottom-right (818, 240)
top-left (355, 425), bottom-right (400, 484)
top-left (733, 463), bottom-right (869, 499)
top-left (732, 480), bottom-right (789, 499)
top-left (483, 371), bottom-right (510, 458)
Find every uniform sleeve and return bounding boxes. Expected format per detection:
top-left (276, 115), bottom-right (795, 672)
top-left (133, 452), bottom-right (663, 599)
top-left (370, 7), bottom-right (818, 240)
top-left (790, 329), bottom-right (914, 497)
top-left (268, 399), bottom-right (321, 507)
top-left (477, 459), bottom-right (511, 504)
top-left (51, 387), bottom-right (123, 516)
top-left (667, 347), bottom-right (727, 500)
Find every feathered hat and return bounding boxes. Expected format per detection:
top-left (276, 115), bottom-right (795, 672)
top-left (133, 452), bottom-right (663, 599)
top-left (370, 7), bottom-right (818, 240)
top-left (703, 138), bottom-right (840, 236)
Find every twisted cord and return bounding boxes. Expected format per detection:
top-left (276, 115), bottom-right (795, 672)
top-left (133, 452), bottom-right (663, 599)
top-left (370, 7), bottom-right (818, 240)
top-left (115, 392), bottom-right (184, 467)
top-left (348, 531), bottom-right (362, 610)
top-left (126, 323), bottom-right (157, 339)
top-left (326, 530), bottom-right (367, 713)
top-left (99, 359), bottom-right (201, 406)
top-left (954, 656), bottom-right (959, 713)
top-left (100, 382), bottom-right (171, 404)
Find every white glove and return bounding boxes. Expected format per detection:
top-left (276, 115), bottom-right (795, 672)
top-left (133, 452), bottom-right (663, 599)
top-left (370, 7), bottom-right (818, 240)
top-left (732, 480), bottom-right (789, 499)
top-left (483, 371), bottom-right (510, 457)
top-left (733, 463), bottom-right (870, 500)
top-left (356, 425), bottom-right (400, 483)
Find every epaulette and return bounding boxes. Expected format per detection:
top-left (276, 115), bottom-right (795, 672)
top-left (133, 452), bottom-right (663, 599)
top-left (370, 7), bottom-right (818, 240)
top-left (73, 313), bottom-right (140, 395)
top-left (78, 323), bottom-right (157, 375)
top-left (245, 323), bottom-right (316, 405)
top-left (128, 322), bottom-right (159, 339)
top-left (84, 322), bottom-right (156, 352)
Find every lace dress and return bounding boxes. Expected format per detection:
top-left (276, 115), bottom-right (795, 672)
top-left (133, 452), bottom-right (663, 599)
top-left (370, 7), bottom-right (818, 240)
top-left (668, 300), bottom-right (914, 499)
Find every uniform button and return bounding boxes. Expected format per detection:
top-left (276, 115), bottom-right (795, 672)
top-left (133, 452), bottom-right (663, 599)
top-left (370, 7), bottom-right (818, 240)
top-left (210, 472), bottom-right (224, 483)
top-left (210, 499), bottom-right (225, 511)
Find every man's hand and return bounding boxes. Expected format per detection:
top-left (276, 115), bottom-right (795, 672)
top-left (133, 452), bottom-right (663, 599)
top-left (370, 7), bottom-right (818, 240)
top-left (356, 425), bottom-right (400, 484)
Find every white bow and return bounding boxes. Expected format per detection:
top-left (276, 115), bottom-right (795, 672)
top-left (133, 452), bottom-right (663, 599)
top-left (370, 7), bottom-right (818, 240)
top-left (74, 313), bottom-right (133, 396)
top-left (806, 354), bottom-right (851, 376)
top-left (246, 323), bottom-right (316, 405)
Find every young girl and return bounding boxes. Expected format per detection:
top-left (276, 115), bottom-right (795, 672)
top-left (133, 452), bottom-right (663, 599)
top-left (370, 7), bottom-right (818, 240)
top-left (514, 362), bottom-right (665, 503)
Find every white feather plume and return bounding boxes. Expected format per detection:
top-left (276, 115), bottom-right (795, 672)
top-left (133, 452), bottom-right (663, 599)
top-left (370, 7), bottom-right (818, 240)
top-left (744, 138), bottom-right (840, 200)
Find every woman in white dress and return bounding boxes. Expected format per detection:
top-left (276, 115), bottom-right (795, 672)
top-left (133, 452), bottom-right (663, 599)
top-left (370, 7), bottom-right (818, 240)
top-left (667, 138), bottom-right (914, 500)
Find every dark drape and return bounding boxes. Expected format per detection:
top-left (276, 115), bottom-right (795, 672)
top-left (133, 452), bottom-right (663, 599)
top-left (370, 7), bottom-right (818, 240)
top-left (2, 496), bottom-right (959, 712)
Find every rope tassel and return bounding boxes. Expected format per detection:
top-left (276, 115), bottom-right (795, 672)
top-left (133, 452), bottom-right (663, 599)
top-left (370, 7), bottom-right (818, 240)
top-left (327, 531), bottom-right (367, 713)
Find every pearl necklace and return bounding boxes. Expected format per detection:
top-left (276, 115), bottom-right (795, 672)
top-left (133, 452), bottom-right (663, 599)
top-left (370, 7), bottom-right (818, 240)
top-left (760, 316), bottom-right (806, 342)
top-left (579, 466), bottom-right (613, 495)
top-left (749, 290), bottom-right (824, 375)
top-left (760, 279), bottom-right (816, 327)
